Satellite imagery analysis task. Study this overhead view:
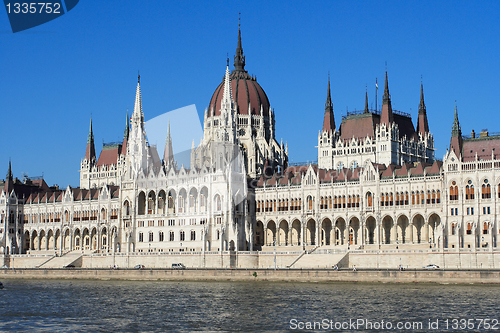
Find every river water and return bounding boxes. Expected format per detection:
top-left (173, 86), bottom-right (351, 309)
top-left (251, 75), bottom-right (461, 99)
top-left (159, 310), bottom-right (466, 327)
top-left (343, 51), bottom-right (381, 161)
top-left (0, 279), bottom-right (499, 332)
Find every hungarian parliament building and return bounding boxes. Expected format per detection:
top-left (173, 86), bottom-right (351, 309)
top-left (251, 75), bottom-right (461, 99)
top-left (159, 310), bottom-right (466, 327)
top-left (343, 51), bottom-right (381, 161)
top-left (1, 28), bottom-right (499, 262)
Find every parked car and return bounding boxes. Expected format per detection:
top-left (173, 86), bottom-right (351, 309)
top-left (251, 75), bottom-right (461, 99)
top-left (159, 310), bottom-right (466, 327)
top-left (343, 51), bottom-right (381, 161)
top-left (134, 264), bottom-right (145, 269)
top-left (64, 264), bottom-right (75, 268)
top-left (171, 263), bottom-right (185, 269)
top-left (424, 264), bottom-right (439, 269)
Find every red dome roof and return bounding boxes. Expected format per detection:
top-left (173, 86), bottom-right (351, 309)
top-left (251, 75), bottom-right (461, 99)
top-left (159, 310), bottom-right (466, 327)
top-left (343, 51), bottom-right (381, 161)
top-left (208, 27), bottom-right (270, 118)
top-left (208, 70), bottom-right (270, 118)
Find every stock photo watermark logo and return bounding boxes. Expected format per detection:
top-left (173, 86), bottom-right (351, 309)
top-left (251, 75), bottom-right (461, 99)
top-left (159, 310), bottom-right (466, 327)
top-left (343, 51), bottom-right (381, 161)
top-left (3, 0), bottom-right (79, 33)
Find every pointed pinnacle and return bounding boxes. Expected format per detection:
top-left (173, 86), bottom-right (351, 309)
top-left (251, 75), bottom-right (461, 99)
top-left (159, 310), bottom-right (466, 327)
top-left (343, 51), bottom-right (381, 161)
top-left (419, 82), bottom-right (426, 114)
top-left (325, 77), bottom-right (332, 111)
top-left (365, 90), bottom-right (369, 113)
top-left (87, 118), bottom-right (94, 143)
top-left (383, 71), bottom-right (390, 103)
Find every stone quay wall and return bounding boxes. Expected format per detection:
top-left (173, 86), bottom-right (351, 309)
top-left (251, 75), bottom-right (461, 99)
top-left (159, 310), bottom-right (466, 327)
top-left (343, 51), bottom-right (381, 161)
top-left (1, 268), bottom-right (500, 284)
top-left (2, 248), bottom-right (500, 271)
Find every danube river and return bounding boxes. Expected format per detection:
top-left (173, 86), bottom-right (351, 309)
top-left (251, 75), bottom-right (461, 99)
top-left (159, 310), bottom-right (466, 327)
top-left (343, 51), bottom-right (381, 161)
top-left (1, 279), bottom-right (499, 332)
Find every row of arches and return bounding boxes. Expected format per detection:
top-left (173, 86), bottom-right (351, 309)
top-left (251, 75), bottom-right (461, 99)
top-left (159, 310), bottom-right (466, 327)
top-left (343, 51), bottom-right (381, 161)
top-left (129, 187), bottom-right (231, 216)
top-left (255, 213), bottom-right (442, 248)
top-left (23, 226), bottom-right (117, 253)
top-left (449, 183), bottom-right (498, 201)
top-left (256, 190), bottom-right (442, 213)
top-left (24, 208), bottom-right (119, 224)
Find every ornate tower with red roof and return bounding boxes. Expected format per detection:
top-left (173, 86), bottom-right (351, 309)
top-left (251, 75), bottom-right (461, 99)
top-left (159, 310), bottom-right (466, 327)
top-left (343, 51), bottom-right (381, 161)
top-left (196, 24), bottom-right (287, 177)
top-left (318, 72), bottom-right (435, 171)
top-left (318, 77), bottom-right (338, 169)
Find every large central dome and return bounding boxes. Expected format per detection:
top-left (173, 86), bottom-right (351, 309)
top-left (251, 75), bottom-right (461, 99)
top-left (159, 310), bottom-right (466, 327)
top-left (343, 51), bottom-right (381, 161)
top-left (208, 28), bottom-right (270, 118)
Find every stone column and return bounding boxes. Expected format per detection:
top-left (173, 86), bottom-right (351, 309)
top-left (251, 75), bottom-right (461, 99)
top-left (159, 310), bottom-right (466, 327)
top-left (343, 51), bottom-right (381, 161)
top-left (390, 220), bottom-right (397, 244)
top-left (300, 219), bottom-right (305, 248)
top-left (423, 222), bottom-right (429, 244)
top-left (376, 221), bottom-right (380, 246)
top-left (316, 221), bottom-right (320, 246)
top-left (409, 223), bottom-right (414, 244)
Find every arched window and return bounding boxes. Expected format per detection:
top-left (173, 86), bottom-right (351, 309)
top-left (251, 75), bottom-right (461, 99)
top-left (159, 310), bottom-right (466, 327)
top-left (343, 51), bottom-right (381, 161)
top-left (169, 231), bottom-right (174, 241)
top-left (191, 230), bottom-right (196, 241)
top-left (138, 232), bottom-right (144, 242)
top-left (159, 231), bottom-right (164, 242)
top-left (148, 231), bottom-right (153, 242)
top-left (366, 192), bottom-right (373, 207)
top-left (214, 195), bottom-right (222, 212)
top-left (482, 184), bottom-right (491, 199)
top-left (307, 196), bottom-right (313, 210)
top-left (180, 231), bottom-right (185, 241)
top-left (466, 182), bottom-right (475, 200)
top-left (450, 183), bottom-right (458, 200)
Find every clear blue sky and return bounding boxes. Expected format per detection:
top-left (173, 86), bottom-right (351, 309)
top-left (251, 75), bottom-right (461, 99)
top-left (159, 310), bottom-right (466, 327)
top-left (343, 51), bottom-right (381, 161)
top-left (1, 1), bottom-right (499, 187)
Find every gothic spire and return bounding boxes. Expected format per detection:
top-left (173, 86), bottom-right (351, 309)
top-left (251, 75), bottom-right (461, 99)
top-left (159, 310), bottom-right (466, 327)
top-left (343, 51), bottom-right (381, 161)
top-left (451, 103), bottom-right (461, 137)
top-left (133, 76), bottom-right (143, 120)
top-left (4, 160), bottom-right (13, 194)
top-left (325, 75), bottom-right (333, 111)
top-left (322, 76), bottom-right (335, 133)
top-left (221, 63), bottom-right (234, 109)
top-left (419, 82), bottom-right (426, 114)
top-left (87, 117), bottom-right (94, 143)
top-left (449, 102), bottom-right (463, 157)
top-left (380, 71), bottom-right (393, 125)
top-left (6, 159), bottom-right (12, 181)
top-left (382, 71), bottom-right (390, 105)
top-left (163, 121), bottom-right (175, 168)
top-left (417, 82), bottom-right (429, 135)
top-left (85, 117), bottom-right (96, 161)
top-left (233, 15), bottom-right (246, 72)
top-left (364, 89), bottom-right (369, 113)
top-left (124, 110), bottom-right (130, 139)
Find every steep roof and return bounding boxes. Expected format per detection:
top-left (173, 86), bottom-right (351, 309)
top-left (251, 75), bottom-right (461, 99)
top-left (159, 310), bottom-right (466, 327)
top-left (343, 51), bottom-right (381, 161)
top-left (96, 144), bottom-right (121, 167)
top-left (462, 134), bottom-right (500, 162)
top-left (339, 112), bottom-right (378, 142)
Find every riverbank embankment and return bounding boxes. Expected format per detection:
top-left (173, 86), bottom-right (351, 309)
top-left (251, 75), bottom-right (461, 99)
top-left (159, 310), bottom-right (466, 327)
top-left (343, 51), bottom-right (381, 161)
top-left (2, 268), bottom-right (500, 284)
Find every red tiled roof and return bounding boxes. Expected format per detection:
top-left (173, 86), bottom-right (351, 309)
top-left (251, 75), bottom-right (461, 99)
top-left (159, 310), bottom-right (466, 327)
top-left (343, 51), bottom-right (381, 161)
top-left (381, 165), bottom-right (396, 178)
top-left (256, 176), bottom-right (265, 187)
top-left (339, 112), bottom-right (417, 143)
top-left (340, 113), bottom-right (378, 142)
top-left (410, 163), bottom-right (426, 176)
top-left (97, 145), bottom-right (121, 167)
top-left (462, 136), bottom-right (500, 162)
top-left (267, 175), bottom-right (277, 186)
top-left (395, 163), bottom-right (410, 177)
top-left (209, 71), bottom-right (270, 118)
